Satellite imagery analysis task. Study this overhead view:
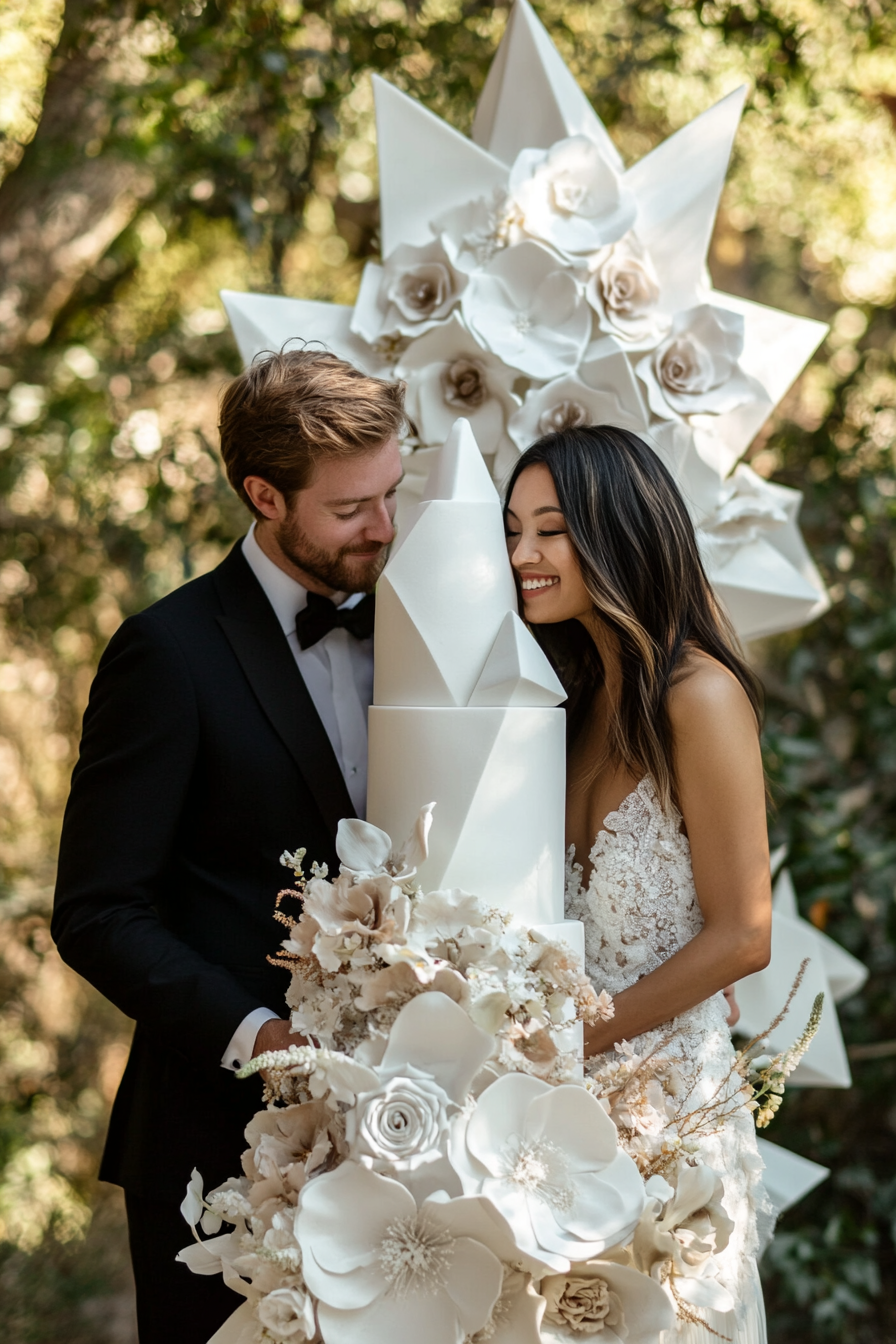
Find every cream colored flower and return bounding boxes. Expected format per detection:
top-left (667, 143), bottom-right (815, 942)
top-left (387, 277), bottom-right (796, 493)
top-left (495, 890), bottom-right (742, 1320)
top-left (636, 304), bottom-right (766, 419)
top-left (396, 316), bottom-right (518, 461)
top-left (509, 137), bottom-right (636, 257)
top-left (540, 1258), bottom-right (674, 1342)
top-left (586, 234), bottom-right (669, 346)
top-left (631, 1160), bottom-right (735, 1312)
top-left (297, 1162), bottom-right (505, 1344)
top-left (335, 803), bottom-right (434, 880)
top-left (242, 1100), bottom-right (335, 1199)
top-left (351, 241), bottom-right (467, 342)
top-left (256, 1286), bottom-right (316, 1341)
top-left (347, 1075), bottom-right (453, 1173)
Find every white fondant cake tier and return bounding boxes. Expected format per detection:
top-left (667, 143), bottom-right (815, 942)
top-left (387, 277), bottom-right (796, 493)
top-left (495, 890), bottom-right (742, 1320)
top-left (368, 705), bottom-right (566, 927)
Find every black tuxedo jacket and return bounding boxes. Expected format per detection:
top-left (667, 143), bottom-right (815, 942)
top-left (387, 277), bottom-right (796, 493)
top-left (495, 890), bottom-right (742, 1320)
top-left (52, 541), bottom-right (355, 1200)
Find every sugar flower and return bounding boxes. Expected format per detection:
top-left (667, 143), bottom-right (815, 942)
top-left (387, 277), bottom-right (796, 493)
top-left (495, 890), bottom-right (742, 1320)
top-left (631, 1160), bottom-right (735, 1312)
top-left (585, 233), bottom-right (669, 346)
top-left (539, 1258), bottom-right (675, 1343)
top-left (351, 240), bottom-right (467, 343)
top-left (636, 304), bottom-right (766, 419)
top-left (509, 137), bottom-right (636, 257)
top-left (335, 802), bottom-right (434, 880)
top-left (505, 348), bottom-right (646, 449)
top-left (297, 1162), bottom-right (504, 1344)
top-left (461, 241), bottom-right (591, 379)
top-left (396, 315), bottom-right (518, 460)
top-left (346, 993), bottom-right (493, 1177)
top-left (256, 1286), bottom-right (317, 1341)
top-left (450, 1073), bottom-right (645, 1272)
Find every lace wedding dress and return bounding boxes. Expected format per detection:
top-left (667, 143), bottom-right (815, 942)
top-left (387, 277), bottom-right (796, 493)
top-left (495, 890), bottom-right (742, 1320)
top-left (566, 776), bottom-right (772, 1344)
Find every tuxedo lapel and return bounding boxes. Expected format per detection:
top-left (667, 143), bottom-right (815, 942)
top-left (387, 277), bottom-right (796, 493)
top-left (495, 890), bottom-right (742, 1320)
top-left (212, 542), bottom-right (355, 839)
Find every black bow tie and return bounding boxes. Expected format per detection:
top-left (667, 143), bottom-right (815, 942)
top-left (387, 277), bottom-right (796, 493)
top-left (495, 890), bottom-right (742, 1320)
top-left (295, 591), bottom-right (376, 650)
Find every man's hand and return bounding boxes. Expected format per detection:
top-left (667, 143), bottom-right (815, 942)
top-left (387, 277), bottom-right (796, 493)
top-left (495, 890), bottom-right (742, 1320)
top-left (252, 1017), bottom-right (308, 1059)
top-left (722, 984), bottom-right (740, 1029)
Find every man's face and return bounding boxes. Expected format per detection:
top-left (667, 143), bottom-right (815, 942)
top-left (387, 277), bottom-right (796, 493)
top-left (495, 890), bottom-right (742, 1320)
top-left (255, 436), bottom-right (404, 595)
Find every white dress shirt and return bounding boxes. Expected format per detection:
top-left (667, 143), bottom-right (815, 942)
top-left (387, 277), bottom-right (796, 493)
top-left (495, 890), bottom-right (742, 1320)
top-left (221, 523), bottom-right (374, 1070)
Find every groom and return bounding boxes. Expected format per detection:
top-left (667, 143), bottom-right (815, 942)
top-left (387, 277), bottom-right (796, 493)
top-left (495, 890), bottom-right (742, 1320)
top-left (52, 348), bottom-right (406, 1343)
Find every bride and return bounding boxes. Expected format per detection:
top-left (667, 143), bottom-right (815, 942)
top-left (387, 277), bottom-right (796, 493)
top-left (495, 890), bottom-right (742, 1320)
top-left (504, 423), bottom-right (773, 1343)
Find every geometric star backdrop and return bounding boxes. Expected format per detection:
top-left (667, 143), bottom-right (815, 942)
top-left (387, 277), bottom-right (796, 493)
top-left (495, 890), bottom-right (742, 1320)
top-left (222, 0), bottom-right (830, 644)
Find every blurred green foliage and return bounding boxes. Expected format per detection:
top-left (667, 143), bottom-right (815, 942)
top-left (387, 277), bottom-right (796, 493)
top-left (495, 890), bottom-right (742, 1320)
top-left (0, 1), bottom-right (895, 1340)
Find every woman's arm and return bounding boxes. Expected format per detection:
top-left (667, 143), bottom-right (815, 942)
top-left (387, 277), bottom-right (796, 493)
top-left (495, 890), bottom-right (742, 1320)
top-left (583, 657), bottom-right (772, 1057)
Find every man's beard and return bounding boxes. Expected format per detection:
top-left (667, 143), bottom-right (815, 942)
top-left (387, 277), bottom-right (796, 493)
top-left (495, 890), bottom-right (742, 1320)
top-left (275, 515), bottom-right (390, 594)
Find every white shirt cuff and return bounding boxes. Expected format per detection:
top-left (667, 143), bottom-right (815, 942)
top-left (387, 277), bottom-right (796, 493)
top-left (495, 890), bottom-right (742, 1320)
top-left (221, 1006), bottom-right (280, 1072)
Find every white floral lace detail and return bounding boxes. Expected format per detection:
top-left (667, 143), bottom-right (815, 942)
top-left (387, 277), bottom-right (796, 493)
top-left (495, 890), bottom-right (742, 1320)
top-left (566, 776), bottom-right (771, 1342)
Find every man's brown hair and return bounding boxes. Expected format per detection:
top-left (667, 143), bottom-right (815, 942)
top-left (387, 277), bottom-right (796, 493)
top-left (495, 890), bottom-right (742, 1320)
top-left (218, 347), bottom-right (406, 516)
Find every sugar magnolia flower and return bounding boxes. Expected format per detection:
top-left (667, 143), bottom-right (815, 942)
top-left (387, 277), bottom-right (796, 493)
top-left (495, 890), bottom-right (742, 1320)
top-left (461, 241), bottom-right (591, 379)
top-left (297, 1162), bottom-right (506, 1344)
top-left (636, 304), bottom-right (766, 419)
top-left (395, 315), bottom-right (518, 460)
top-left (631, 1160), bottom-right (735, 1313)
top-left (336, 803), bottom-right (434, 881)
top-left (586, 233), bottom-right (669, 345)
top-left (539, 1258), bottom-right (675, 1343)
top-left (509, 136), bottom-right (636, 257)
top-left (450, 1073), bottom-right (646, 1272)
top-left (351, 241), bottom-right (467, 343)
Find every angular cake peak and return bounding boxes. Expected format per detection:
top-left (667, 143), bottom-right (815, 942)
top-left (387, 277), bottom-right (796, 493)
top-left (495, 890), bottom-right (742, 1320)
top-left (469, 611), bottom-right (567, 707)
top-left (372, 74), bottom-right (507, 258)
top-left (219, 290), bottom-right (380, 373)
top-left (422, 418), bottom-right (499, 505)
top-left (625, 85), bottom-right (747, 314)
top-left (472, 0), bottom-right (623, 172)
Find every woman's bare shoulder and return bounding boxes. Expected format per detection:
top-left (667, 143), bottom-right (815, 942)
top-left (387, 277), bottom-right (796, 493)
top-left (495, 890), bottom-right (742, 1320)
top-left (667, 649), bottom-right (757, 736)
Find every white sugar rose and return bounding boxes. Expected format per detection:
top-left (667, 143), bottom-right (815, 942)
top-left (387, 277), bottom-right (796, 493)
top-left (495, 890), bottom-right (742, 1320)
top-left (636, 304), bottom-right (766, 419)
top-left (351, 241), bottom-right (466, 343)
top-left (256, 1286), bottom-right (316, 1341)
top-left (586, 234), bottom-right (669, 345)
top-left (461, 240), bottom-right (591, 379)
top-left (347, 1074), bottom-right (453, 1172)
top-left (510, 136), bottom-right (636, 257)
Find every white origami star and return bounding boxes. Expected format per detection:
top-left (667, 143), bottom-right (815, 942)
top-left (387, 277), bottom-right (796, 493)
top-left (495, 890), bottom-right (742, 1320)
top-left (222, 0), bottom-right (830, 640)
top-left (737, 849), bottom-right (868, 1090)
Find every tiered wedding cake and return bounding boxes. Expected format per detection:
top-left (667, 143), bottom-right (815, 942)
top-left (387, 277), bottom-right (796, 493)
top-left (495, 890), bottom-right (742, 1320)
top-left (367, 417), bottom-right (574, 939)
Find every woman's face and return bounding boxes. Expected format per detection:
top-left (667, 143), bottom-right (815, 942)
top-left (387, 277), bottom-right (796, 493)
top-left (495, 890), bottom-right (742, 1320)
top-left (505, 463), bottom-right (593, 624)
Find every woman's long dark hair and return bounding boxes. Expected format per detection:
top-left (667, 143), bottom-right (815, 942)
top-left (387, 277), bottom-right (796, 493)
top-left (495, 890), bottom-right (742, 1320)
top-left (503, 425), bottom-right (763, 808)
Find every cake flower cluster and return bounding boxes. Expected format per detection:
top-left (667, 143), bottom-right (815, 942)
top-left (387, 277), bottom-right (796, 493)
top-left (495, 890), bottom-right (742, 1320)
top-left (352, 127), bottom-right (785, 575)
top-left (176, 808), bottom-right (797, 1344)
